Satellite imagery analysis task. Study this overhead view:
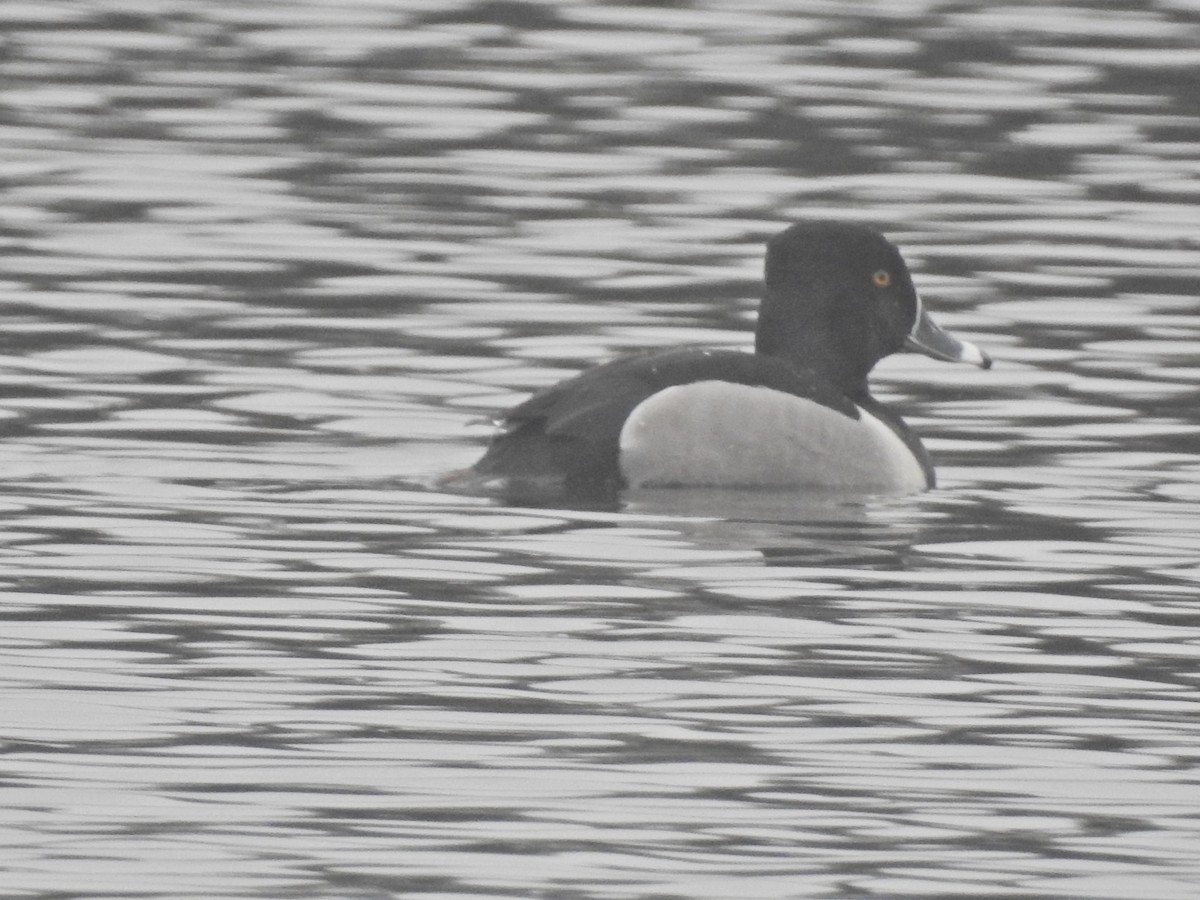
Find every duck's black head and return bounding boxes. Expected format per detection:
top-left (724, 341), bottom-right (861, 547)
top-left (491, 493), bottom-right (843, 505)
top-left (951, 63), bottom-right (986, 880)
top-left (755, 220), bottom-right (989, 396)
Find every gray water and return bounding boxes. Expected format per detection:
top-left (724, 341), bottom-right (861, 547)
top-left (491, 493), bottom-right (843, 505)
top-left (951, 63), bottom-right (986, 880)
top-left (2, 2), bottom-right (1200, 898)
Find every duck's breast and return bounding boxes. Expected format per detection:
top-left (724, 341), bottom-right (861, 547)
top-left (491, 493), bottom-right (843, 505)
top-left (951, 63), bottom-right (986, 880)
top-left (617, 380), bottom-right (930, 492)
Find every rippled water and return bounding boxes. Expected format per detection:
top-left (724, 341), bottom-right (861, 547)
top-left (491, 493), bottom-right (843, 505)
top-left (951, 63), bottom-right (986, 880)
top-left (2, 2), bottom-right (1200, 898)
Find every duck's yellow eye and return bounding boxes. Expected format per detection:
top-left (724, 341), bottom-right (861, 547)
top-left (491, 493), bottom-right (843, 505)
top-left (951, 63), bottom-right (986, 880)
top-left (872, 269), bottom-right (891, 287)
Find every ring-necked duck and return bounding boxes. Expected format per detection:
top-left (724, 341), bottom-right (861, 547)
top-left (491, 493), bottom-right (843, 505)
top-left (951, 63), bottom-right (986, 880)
top-left (463, 220), bottom-right (990, 499)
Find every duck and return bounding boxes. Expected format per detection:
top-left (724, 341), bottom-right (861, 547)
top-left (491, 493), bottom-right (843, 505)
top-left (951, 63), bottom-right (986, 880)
top-left (462, 220), bottom-right (990, 500)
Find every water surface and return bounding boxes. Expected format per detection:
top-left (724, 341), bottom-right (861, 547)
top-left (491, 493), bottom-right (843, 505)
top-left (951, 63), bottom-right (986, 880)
top-left (2, 2), bottom-right (1200, 898)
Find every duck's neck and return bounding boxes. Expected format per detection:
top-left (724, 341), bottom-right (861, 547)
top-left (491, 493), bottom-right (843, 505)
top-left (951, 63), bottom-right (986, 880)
top-left (754, 308), bottom-right (872, 400)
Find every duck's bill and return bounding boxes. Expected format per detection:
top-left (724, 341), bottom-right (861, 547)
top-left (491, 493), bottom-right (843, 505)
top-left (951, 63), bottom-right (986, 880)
top-left (905, 308), bottom-right (992, 369)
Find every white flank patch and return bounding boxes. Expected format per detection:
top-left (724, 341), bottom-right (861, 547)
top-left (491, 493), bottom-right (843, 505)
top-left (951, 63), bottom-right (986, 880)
top-left (618, 381), bottom-right (928, 492)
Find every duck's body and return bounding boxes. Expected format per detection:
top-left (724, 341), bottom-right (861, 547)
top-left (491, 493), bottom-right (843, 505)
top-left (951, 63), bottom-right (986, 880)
top-left (466, 221), bottom-right (990, 500)
top-left (472, 346), bottom-right (934, 495)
